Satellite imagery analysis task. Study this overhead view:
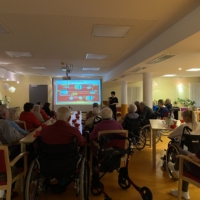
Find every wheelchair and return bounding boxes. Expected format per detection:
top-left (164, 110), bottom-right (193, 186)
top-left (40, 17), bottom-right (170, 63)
top-left (24, 137), bottom-right (89, 200)
top-left (166, 126), bottom-right (200, 180)
top-left (122, 117), bottom-right (146, 150)
top-left (90, 133), bottom-right (153, 200)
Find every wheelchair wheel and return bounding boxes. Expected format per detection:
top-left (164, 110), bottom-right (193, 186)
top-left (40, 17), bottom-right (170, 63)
top-left (80, 158), bottom-right (89, 200)
top-left (90, 182), bottom-right (104, 196)
top-left (166, 144), bottom-right (180, 181)
top-left (118, 175), bottom-right (131, 189)
top-left (24, 158), bottom-right (41, 200)
top-left (141, 187), bottom-right (153, 200)
top-left (135, 128), bottom-right (146, 150)
top-left (142, 125), bottom-right (160, 144)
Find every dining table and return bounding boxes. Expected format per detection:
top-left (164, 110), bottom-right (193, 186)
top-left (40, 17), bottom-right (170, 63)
top-left (150, 119), bottom-right (181, 168)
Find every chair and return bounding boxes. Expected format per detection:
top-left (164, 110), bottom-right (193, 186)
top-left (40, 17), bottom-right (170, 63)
top-left (0, 145), bottom-right (28, 200)
top-left (15, 120), bottom-right (27, 131)
top-left (177, 155), bottom-right (200, 200)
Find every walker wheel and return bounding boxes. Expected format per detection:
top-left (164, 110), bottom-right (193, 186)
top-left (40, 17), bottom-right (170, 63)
top-left (141, 187), bottom-right (153, 200)
top-left (118, 175), bottom-right (131, 189)
top-left (90, 182), bottom-right (104, 196)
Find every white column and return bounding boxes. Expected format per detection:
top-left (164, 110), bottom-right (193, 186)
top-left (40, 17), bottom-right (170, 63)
top-left (121, 81), bottom-right (127, 104)
top-left (143, 73), bottom-right (152, 108)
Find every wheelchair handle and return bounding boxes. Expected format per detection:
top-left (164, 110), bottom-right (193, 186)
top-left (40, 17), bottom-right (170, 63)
top-left (183, 126), bottom-right (192, 133)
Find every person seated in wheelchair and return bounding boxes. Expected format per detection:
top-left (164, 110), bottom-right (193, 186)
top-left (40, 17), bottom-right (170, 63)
top-left (169, 147), bottom-right (200, 199)
top-left (85, 107), bottom-right (102, 132)
top-left (168, 110), bottom-right (200, 143)
top-left (155, 99), bottom-right (168, 119)
top-left (37, 107), bottom-right (86, 194)
top-left (139, 101), bottom-right (155, 125)
top-left (122, 104), bottom-right (140, 140)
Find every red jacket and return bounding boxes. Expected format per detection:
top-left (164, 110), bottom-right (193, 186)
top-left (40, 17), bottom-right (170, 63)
top-left (40, 109), bottom-right (50, 121)
top-left (19, 111), bottom-right (41, 130)
top-left (39, 120), bottom-right (86, 147)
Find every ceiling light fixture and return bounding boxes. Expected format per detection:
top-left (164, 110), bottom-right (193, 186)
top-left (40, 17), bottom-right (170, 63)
top-left (147, 54), bottom-right (176, 64)
top-left (92, 25), bottom-right (132, 38)
top-left (179, 68), bottom-right (182, 70)
top-left (186, 68), bottom-right (200, 71)
top-left (86, 54), bottom-right (109, 60)
top-left (5, 51), bottom-right (33, 58)
top-left (17, 81), bottom-right (19, 84)
top-left (163, 74), bottom-right (176, 77)
top-left (30, 67), bottom-right (46, 70)
top-left (82, 68), bottom-right (100, 71)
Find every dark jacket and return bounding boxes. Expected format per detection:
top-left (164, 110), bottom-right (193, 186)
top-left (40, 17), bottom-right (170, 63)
top-left (140, 106), bottom-right (154, 122)
top-left (165, 103), bottom-right (172, 111)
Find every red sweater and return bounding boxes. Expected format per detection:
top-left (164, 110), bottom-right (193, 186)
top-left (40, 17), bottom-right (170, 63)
top-left (39, 120), bottom-right (86, 147)
top-left (19, 111), bottom-right (41, 130)
top-left (40, 109), bottom-right (50, 121)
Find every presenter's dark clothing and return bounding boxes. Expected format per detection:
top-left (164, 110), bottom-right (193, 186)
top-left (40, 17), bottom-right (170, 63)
top-left (109, 97), bottom-right (118, 120)
top-left (165, 103), bottom-right (172, 111)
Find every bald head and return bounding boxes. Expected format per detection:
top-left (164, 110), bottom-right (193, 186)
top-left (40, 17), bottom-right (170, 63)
top-left (56, 107), bottom-right (71, 121)
top-left (0, 105), bottom-right (9, 119)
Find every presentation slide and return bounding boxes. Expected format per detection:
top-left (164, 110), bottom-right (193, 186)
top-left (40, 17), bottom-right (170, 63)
top-left (54, 79), bottom-right (101, 105)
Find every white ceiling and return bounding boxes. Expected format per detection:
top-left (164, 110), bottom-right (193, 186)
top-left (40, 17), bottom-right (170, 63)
top-left (0, 0), bottom-right (200, 81)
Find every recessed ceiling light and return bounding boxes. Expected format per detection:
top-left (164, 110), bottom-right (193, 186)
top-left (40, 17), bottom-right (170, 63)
top-left (17, 81), bottom-right (19, 84)
top-left (179, 68), bottom-right (182, 70)
top-left (186, 68), bottom-right (200, 71)
top-left (6, 78), bottom-right (9, 81)
top-left (86, 54), bottom-right (109, 60)
top-left (0, 22), bottom-right (11, 34)
top-left (82, 74), bottom-right (94, 76)
top-left (92, 25), bottom-right (132, 38)
top-left (82, 68), bottom-right (100, 71)
top-left (30, 67), bottom-right (46, 69)
top-left (163, 74), bottom-right (176, 77)
top-left (5, 51), bottom-right (33, 57)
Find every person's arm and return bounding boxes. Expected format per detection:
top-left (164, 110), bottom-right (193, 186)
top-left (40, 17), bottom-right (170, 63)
top-left (14, 122), bottom-right (28, 135)
top-left (140, 108), bottom-right (147, 120)
top-left (168, 124), bottom-right (184, 139)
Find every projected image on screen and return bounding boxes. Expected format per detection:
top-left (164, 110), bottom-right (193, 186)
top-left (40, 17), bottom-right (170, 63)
top-left (54, 80), bottom-right (101, 105)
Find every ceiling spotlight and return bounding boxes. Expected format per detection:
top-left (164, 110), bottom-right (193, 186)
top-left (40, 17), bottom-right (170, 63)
top-left (179, 68), bottom-right (182, 70)
top-left (17, 81), bottom-right (19, 84)
top-left (6, 78), bottom-right (9, 81)
top-left (163, 74), bottom-right (176, 77)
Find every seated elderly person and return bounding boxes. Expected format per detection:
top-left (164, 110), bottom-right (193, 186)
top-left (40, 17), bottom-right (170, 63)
top-left (134, 101), bottom-right (142, 115)
top-left (38, 107), bottom-right (86, 193)
top-left (36, 102), bottom-right (50, 121)
top-left (0, 105), bottom-right (24, 199)
top-left (90, 107), bottom-right (123, 142)
top-left (7, 108), bottom-right (28, 135)
top-left (168, 110), bottom-right (200, 141)
top-left (168, 147), bottom-right (200, 199)
top-left (165, 98), bottom-right (172, 111)
top-left (156, 99), bottom-right (168, 118)
top-left (33, 104), bottom-right (45, 123)
top-left (85, 107), bottom-right (101, 131)
top-left (42, 102), bottom-right (51, 117)
top-left (86, 102), bottom-right (99, 120)
top-left (19, 102), bottom-right (41, 130)
top-left (139, 101), bottom-right (154, 124)
top-left (122, 104), bottom-right (139, 124)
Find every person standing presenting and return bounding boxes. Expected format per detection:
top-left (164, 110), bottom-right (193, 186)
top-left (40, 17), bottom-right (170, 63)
top-left (108, 91), bottom-right (118, 120)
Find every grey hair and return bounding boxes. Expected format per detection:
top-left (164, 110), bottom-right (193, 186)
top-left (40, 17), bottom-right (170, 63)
top-left (128, 104), bottom-right (137, 113)
top-left (166, 98), bottom-right (171, 103)
top-left (100, 107), bottom-right (113, 119)
top-left (92, 107), bottom-right (100, 115)
top-left (33, 105), bottom-right (40, 112)
top-left (56, 106), bottom-right (71, 120)
top-left (0, 105), bottom-right (8, 117)
top-left (8, 108), bottom-right (17, 119)
top-left (139, 101), bottom-right (146, 107)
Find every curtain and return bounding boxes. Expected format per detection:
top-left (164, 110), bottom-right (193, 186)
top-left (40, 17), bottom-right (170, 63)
top-left (127, 87), bottom-right (141, 104)
top-left (189, 83), bottom-right (200, 107)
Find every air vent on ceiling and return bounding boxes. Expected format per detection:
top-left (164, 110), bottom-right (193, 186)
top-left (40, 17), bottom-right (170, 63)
top-left (0, 22), bottom-right (10, 33)
top-left (119, 75), bottom-right (127, 78)
top-left (147, 54), bottom-right (176, 64)
top-left (131, 67), bottom-right (146, 73)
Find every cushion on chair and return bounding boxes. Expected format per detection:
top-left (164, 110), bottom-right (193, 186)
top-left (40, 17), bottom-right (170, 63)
top-left (0, 150), bottom-right (6, 173)
top-left (183, 171), bottom-right (200, 183)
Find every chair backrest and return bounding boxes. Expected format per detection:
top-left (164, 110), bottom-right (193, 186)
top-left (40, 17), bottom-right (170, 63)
top-left (181, 134), bottom-right (200, 153)
top-left (98, 130), bottom-right (128, 150)
top-left (0, 146), bottom-right (9, 174)
top-left (122, 118), bottom-right (140, 134)
top-left (15, 120), bottom-right (27, 131)
top-left (37, 137), bottom-right (79, 178)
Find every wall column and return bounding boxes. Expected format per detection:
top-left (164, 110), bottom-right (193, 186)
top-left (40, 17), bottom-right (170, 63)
top-left (143, 73), bottom-right (152, 108)
top-left (121, 81), bottom-right (128, 118)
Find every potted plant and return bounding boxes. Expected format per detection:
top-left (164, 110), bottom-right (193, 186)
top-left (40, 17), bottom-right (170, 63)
top-left (177, 98), bottom-right (196, 110)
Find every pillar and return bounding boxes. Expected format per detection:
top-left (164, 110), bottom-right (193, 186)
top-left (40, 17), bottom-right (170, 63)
top-left (143, 73), bottom-right (152, 108)
top-left (121, 81), bottom-right (128, 118)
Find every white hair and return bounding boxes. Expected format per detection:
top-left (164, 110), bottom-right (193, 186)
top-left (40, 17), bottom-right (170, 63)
top-left (92, 107), bottom-right (100, 115)
top-left (100, 107), bottom-right (113, 119)
top-left (128, 104), bottom-right (137, 113)
top-left (56, 107), bottom-right (71, 120)
top-left (8, 108), bottom-right (17, 119)
top-left (0, 105), bottom-right (8, 117)
top-left (33, 105), bottom-right (40, 112)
